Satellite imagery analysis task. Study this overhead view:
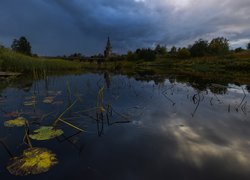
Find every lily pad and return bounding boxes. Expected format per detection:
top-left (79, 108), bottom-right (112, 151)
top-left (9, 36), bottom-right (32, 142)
top-left (43, 97), bottom-right (54, 104)
top-left (7, 147), bottom-right (58, 176)
top-left (23, 100), bottom-right (36, 106)
top-left (4, 117), bottom-right (27, 127)
top-left (24, 96), bottom-right (36, 106)
top-left (48, 91), bottom-right (61, 96)
top-left (29, 126), bottom-right (63, 140)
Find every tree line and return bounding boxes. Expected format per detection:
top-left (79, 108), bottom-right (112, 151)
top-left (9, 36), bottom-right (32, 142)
top-left (1, 36), bottom-right (250, 61)
top-left (127, 37), bottom-right (250, 61)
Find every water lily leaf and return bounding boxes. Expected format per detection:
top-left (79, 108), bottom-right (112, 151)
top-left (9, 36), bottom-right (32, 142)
top-left (48, 91), bottom-right (61, 96)
top-left (29, 126), bottom-right (63, 140)
top-left (4, 117), bottom-right (27, 127)
top-left (43, 97), bottom-right (54, 104)
top-left (24, 95), bottom-right (36, 100)
top-left (7, 147), bottom-right (58, 176)
top-left (23, 101), bottom-right (36, 106)
top-left (24, 96), bottom-right (36, 106)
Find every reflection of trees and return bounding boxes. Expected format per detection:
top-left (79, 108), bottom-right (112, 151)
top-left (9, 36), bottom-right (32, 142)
top-left (0, 76), bottom-right (34, 93)
top-left (104, 72), bottom-right (111, 89)
top-left (246, 85), bottom-right (250, 93)
top-left (208, 85), bottom-right (227, 94)
top-left (128, 71), bottom-right (231, 94)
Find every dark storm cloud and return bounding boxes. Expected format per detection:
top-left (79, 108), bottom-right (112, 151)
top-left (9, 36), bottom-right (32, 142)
top-left (0, 0), bottom-right (250, 55)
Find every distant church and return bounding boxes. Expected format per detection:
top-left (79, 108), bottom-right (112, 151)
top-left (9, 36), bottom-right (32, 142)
top-left (104, 37), bottom-right (112, 58)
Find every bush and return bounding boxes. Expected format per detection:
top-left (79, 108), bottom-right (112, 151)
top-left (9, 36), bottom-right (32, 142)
top-left (209, 37), bottom-right (229, 55)
top-left (11, 36), bottom-right (32, 56)
top-left (247, 42), bottom-right (250, 50)
top-left (190, 39), bottom-right (209, 57)
top-left (235, 47), bottom-right (245, 53)
top-left (177, 48), bottom-right (191, 59)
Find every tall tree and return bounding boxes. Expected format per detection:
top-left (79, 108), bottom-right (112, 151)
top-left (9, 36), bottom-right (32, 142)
top-left (190, 39), bottom-right (209, 57)
top-left (11, 36), bottom-right (31, 56)
top-left (170, 46), bottom-right (177, 55)
top-left (247, 42), bottom-right (250, 50)
top-left (208, 37), bottom-right (229, 55)
top-left (154, 44), bottom-right (167, 55)
top-left (177, 48), bottom-right (191, 59)
top-left (136, 48), bottom-right (156, 61)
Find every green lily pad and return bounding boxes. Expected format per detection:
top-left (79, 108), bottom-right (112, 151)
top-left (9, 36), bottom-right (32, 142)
top-left (48, 91), bottom-right (61, 96)
top-left (24, 96), bottom-right (36, 106)
top-left (23, 101), bottom-right (36, 106)
top-left (29, 126), bottom-right (63, 140)
top-left (4, 117), bottom-right (27, 127)
top-left (7, 147), bottom-right (58, 176)
top-left (43, 97), bottom-right (54, 104)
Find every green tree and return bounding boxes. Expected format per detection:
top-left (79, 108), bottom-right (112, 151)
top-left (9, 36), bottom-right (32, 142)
top-left (234, 47), bottom-right (244, 53)
top-left (127, 51), bottom-right (136, 61)
top-left (0, 44), bottom-right (4, 49)
top-left (208, 37), bottom-right (229, 55)
top-left (190, 39), bottom-right (209, 57)
top-left (247, 42), bottom-right (250, 50)
top-left (177, 48), bottom-right (191, 59)
top-left (169, 46), bottom-right (177, 56)
top-left (137, 48), bottom-right (156, 61)
top-left (154, 44), bottom-right (167, 55)
top-left (11, 36), bottom-right (31, 56)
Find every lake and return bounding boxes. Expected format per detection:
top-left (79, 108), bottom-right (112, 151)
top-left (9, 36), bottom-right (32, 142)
top-left (0, 72), bottom-right (250, 180)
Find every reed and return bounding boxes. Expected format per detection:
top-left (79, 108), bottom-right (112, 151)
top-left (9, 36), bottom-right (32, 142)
top-left (0, 48), bottom-right (81, 73)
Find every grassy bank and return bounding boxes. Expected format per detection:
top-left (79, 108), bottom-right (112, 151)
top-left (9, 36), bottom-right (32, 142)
top-left (1, 46), bottom-right (250, 80)
top-left (79, 52), bottom-right (250, 75)
top-left (132, 51), bottom-right (250, 73)
top-left (0, 48), bottom-right (82, 73)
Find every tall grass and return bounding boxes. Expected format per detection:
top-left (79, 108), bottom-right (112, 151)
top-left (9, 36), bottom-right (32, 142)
top-left (0, 48), bottom-right (82, 73)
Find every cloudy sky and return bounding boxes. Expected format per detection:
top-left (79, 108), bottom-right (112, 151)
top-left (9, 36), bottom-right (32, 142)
top-left (0, 0), bottom-right (250, 56)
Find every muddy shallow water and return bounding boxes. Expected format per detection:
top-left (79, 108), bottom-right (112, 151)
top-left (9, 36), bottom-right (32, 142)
top-left (0, 73), bottom-right (250, 180)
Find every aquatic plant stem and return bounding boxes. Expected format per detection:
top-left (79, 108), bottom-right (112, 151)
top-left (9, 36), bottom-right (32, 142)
top-left (53, 99), bottom-right (77, 126)
top-left (58, 118), bottom-right (85, 132)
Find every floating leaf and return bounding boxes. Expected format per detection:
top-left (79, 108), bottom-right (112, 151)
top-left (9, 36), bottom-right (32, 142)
top-left (24, 96), bottom-right (36, 106)
top-left (7, 147), bottom-right (58, 176)
top-left (24, 95), bottom-right (36, 100)
top-left (29, 126), bottom-right (63, 140)
top-left (4, 117), bottom-right (27, 127)
top-left (43, 97), bottom-right (54, 104)
top-left (23, 101), bottom-right (36, 106)
top-left (48, 91), bottom-right (61, 96)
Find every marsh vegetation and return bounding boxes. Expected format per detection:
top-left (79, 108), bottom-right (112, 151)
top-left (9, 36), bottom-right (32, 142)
top-left (0, 36), bottom-right (250, 179)
top-left (0, 71), bottom-right (250, 179)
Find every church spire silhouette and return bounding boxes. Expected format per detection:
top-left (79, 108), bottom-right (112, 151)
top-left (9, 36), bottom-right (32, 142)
top-left (104, 37), bottom-right (112, 58)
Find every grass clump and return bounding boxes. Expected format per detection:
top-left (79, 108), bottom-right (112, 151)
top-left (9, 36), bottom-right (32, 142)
top-left (0, 48), bottom-right (82, 73)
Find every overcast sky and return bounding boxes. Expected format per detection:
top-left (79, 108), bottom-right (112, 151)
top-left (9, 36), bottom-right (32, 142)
top-left (0, 0), bottom-right (250, 56)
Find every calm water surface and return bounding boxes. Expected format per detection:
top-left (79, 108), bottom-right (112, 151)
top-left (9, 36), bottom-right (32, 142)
top-left (0, 73), bottom-right (250, 180)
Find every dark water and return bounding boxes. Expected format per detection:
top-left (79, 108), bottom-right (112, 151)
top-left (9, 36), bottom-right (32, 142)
top-left (0, 73), bottom-right (250, 180)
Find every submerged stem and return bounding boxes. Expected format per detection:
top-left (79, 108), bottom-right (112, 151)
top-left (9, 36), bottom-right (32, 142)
top-left (58, 118), bottom-right (85, 132)
top-left (53, 99), bottom-right (77, 126)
